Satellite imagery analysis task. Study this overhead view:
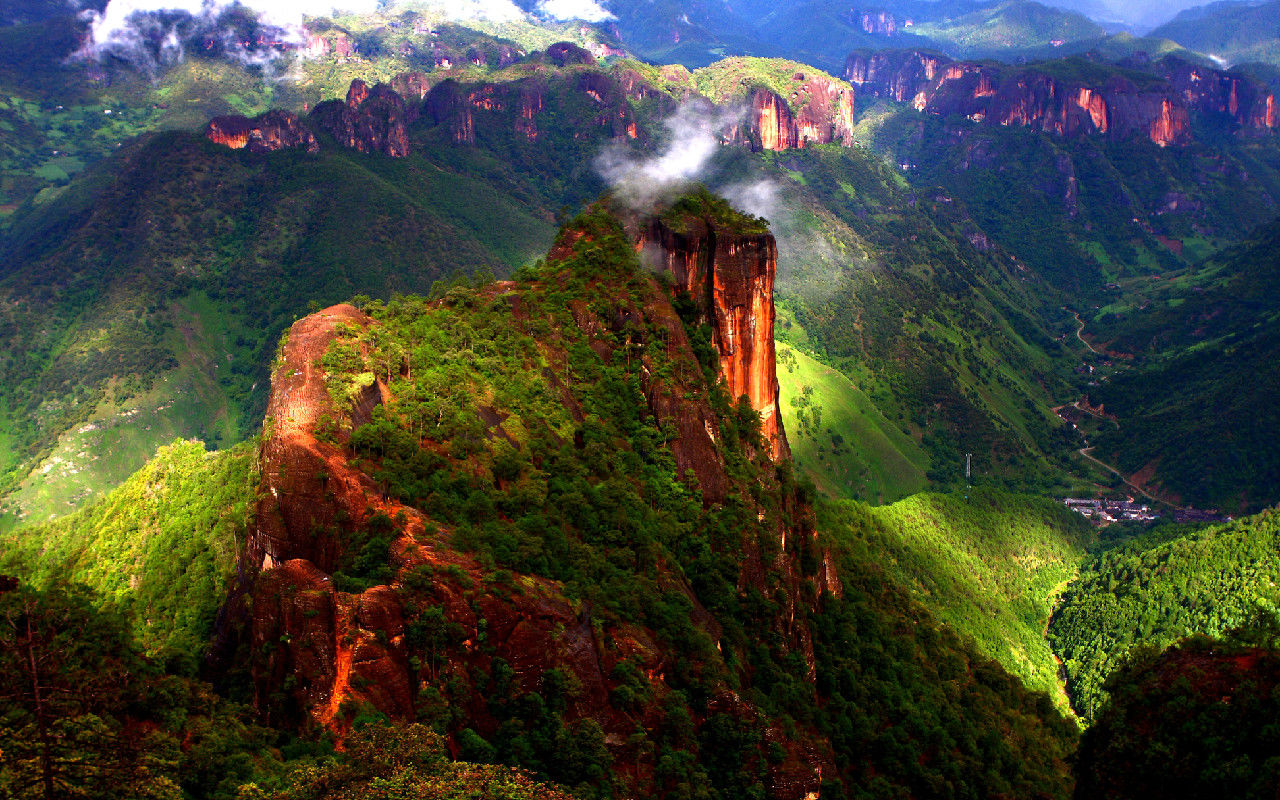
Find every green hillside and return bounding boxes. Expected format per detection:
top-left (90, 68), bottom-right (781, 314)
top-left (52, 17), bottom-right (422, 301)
top-left (1151, 0), bottom-right (1280, 66)
top-left (777, 343), bottom-right (929, 503)
top-left (823, 490), bottom-right (1094, 706)
top-left (0, 129), bottom-right (561, 525)
top-left (1050, 508), bottom-right (1280, 720)
top-left (857, 107), bottom-right (1280, 297)
top-left (752, 142), bottom-right (1081, 494)
top-left (0, 439), bottom-right (257, 657)
top-left (1074, 633), bottom-right (1280, 800)
top-left (1086, 219), bottom-right (1280, 512)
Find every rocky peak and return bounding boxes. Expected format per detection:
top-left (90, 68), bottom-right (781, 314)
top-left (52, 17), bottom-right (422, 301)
top-left (634, 201), bottom-right (790, 462)
top-left (223, 223), bottom-right (831, 794)
top-left (311, 79), bottom-right (412, 157)
top-left (422, 71), bottom-right (643, 145)
top-left (544, 40), bottom-right (596, 67)
top-left (204, 110), bottom-right (319, 154)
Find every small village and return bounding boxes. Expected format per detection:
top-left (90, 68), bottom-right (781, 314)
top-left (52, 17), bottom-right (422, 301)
top-left (1062, 497), bottom-right (1233, 526)
top-left (1062, 497), bottom-right (1160, 524)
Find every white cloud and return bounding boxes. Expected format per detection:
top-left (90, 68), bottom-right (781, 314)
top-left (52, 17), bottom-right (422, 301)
top-left (77, 0), bottom-right (539, 72)
top-left (536, 0), bottom-right (614, 23)
top-left (414, 0), bottom-right (525, 22)
top-left (81, 0), bottom-right (382, 53)
top-left (596, 101), bottom-right (744, 208)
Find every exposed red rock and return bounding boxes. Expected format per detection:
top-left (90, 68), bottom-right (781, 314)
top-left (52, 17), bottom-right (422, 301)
top-left (726, 79), bottom-right (855, 152)
top-left (846, 50), bottom-right (1276, 145)
top-left (637, 218), bottom-right (790, 462)
top-left (205, 110), bottom-right (319, 154)
top-left (229, 224), bottom-right (831, 795)
top-left (311, 79), bottom-right (412, 157)
top-left (422, 72), bottom-right (644, 146)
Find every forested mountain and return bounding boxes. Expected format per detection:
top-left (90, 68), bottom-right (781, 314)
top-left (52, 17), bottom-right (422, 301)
top-left (1150, 0), bottom-right (1280, 66)
top-left (3, 1), bottom-right (1280, 798)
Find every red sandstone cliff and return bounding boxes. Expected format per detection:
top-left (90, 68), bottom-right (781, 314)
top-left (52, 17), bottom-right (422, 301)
top-left (845, 50), bottom-right (1277, 146)
top-left (423, 70), bottom-right (642, 145)
top-left (636, 216), bottom-right (790, 462)
top-left (205, 110), bottom-right (319, 154)
top-left (726, 78), bottom-right (856, 152)
top-left (310, 79), bottom-right (412, 157)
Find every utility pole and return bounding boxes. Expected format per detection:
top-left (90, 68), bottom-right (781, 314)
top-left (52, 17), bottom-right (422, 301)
top-left (965, 453), bottom-right (972, 501)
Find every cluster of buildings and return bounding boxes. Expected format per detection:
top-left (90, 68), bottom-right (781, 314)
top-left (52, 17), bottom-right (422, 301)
top-left (1063, 497), bottom-right (1160, 523)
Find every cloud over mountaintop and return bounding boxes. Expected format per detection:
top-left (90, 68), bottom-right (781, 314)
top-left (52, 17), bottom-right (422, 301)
top-left (537, 0), bottom-right (614, 23)
top-left (596, 101), bottom-right (745, 208)
top-left (75, 0), bottom-right (614, 71)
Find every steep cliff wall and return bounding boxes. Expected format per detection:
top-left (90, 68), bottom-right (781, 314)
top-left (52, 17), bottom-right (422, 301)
top-left (722, 78), bottom-right (856, 152)
top-left (846, 50), bottom-right (1277, 145)
top-left (205, 110), bottom-right (319, 154)
top-left (311, 79), bottom-right (412, 157)
top-left (637, 217), bottom-right (790, 462)
top-left (422, 68), bottom-right (643, 145)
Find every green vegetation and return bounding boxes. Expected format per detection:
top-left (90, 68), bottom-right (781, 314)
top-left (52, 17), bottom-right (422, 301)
top-left (752, 143), bottom-right (1081, 495)
top-left (0, 124), bottom-right (559, 520)
top-left (1074, 632), bottom-right (1280, 800)
top-left (909, 1), bottom-right (1104, 59)
top-left (1086, 220), bottom-right (1280, 513)
top-left (302, 204), bottom-right (1078, 798)
top-left (660, 185), bottom-right (770, 235)
top-left (0, 581), bottom-right (289, 800)
top-left (0, 440), bottom-right (257, 657)
top-left (816, 498), bottom-right (1078, 798)
top-left (252, 722), bottom-right (582, 799)
top-left (0, 579), bottom-right (591, 800)
top-left (776, 343), bottom-right (929, 502)
top-left (691, 58), bottom-right (852, 111)
top-left (1150, 0), bottom-right (1280, 67)
top-left (1049, 508), bottom-right (1280, 720)
top-left (822, 491), bottom-right (1093, 706)
top-left (858, 109), bottom-right (1280, 298)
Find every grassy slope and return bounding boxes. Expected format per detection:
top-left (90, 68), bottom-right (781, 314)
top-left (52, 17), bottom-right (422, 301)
top-left (821, 489), bottom-right (1094, 708)
top-left (777, 343), bottom-right (928, 503)
top-left (1150, 0), bottom-right (1280, 66)
top-left (0, 131), bottom-right (558, 524)
top-left (0, 439), bottom-right (257, 655)
top-left (1050, 508), bottom-right (1280, 720)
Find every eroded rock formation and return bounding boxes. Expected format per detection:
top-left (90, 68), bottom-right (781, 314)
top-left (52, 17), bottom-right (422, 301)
top-left (205, 110), bottom-right (319, 154)
top-left (422, 69), bottom-right (643, 145)
top-left (311, 79), bottom-right (412, 157)
top-left (226, 210), bottom-right (832, 798)
top-left (637, 218), bottom-right (790, 462)
top-left (726, 77), bottom-right (856, 152)
top-left (846, 50), bottom-right (1277, 145)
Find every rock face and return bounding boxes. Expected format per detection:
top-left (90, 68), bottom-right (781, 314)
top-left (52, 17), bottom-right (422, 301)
top-left (230, 245), bottom-right (830, 796)
top-left (204, 110), bottom-right (319, 154)
top-left (846, 50), bottom-right (1278, 145)
top-left (422, 70), bottom-right (643, 145)
top-left (638, 218), bottom-right (790, 462)
top-left (727, 79), bottom-right (856, 152)
top-left (311, 80), bottom-right (412, 157)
